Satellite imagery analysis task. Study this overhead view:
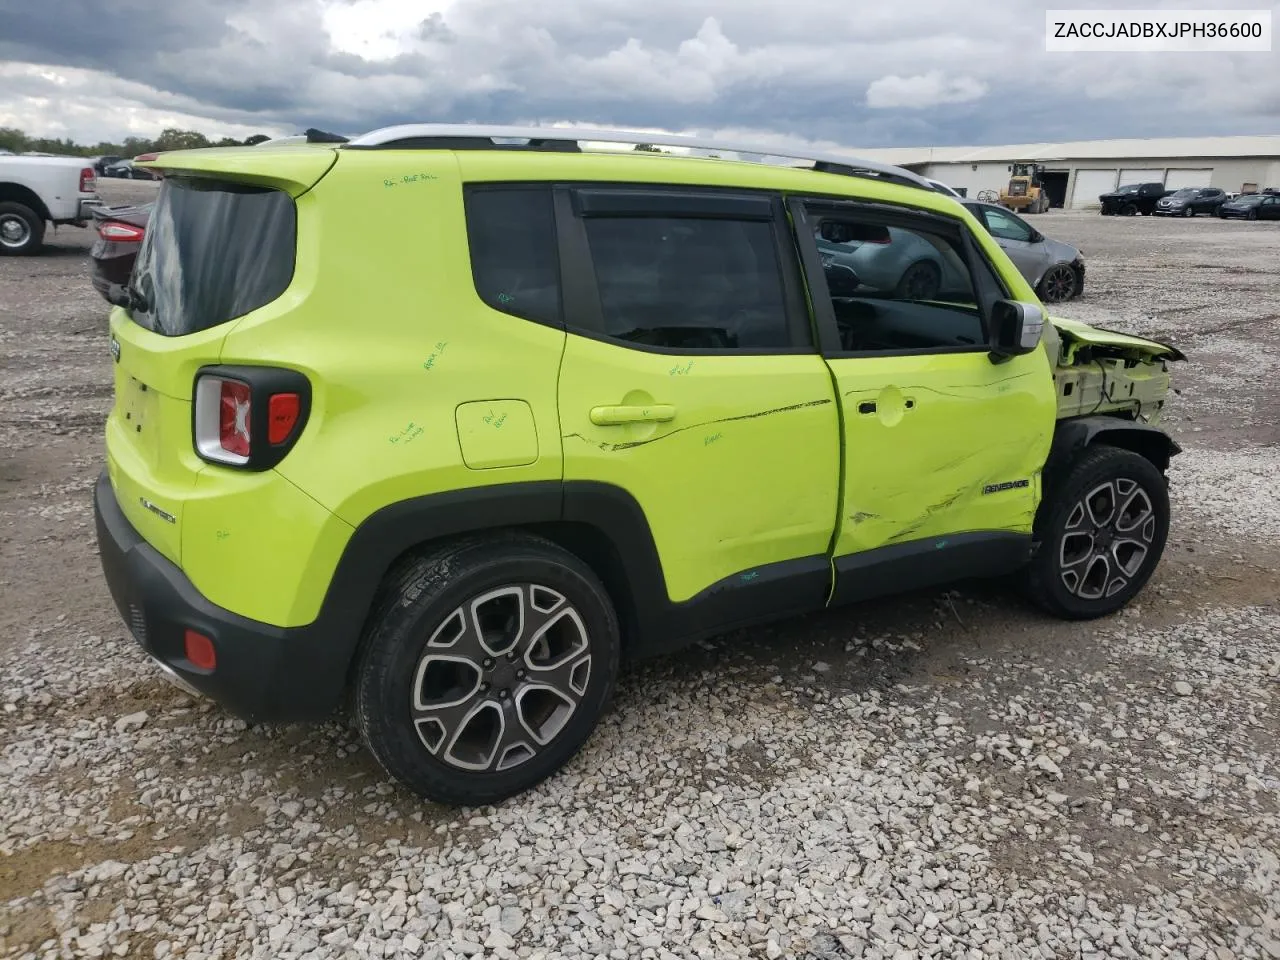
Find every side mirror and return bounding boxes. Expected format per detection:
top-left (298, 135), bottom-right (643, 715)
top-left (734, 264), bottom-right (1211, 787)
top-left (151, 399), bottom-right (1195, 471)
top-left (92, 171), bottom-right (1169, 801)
top-left (823, 261), bottom-right (861, 297)
top-left (989, 299), bottom-right (1045, 363)
top-left (1028, 229), bottom-right (1044, 243)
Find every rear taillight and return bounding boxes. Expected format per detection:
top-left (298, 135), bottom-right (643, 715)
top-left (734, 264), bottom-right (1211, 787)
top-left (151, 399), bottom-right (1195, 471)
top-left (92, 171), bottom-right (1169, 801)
top-left (217, 379), bottom-right (252, 458)
top-left (98, 221), bottom-right (145, 241)
top-left (80, 167), bottom-right (95, 193)
top-left (193, 367), bottom-right (311, 470)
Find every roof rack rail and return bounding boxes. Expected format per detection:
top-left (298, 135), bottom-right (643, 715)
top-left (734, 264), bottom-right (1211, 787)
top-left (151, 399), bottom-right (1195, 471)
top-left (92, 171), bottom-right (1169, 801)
top-left (341, 123), bottom-right (936, 192)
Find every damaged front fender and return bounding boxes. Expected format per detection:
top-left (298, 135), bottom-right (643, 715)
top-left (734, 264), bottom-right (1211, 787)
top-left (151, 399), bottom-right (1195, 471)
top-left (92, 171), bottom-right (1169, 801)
top-left (1048, 316), bottom-right (1184, 425)
top-left (1050, 316), bottom-right (1185, 363)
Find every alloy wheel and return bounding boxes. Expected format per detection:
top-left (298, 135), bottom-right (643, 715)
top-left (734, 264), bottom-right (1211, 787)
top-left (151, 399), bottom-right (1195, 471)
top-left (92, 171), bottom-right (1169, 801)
top-left (1058, 478), bottom-right (1156, 601)
top-left (1040, 265), bottom-right (1076, 303)
top-left (409, 583), bottom-right (593, 773)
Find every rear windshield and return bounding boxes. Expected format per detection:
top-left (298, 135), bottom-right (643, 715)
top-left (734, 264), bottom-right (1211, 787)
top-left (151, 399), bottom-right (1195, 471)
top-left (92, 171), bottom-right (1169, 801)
top-left (128, 177), bottom-right (296, 336)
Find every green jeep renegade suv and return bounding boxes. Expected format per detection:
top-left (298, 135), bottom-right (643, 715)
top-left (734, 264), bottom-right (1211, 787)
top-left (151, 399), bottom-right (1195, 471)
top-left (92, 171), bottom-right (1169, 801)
top-left (93, 125), bottom-right (1184, 806)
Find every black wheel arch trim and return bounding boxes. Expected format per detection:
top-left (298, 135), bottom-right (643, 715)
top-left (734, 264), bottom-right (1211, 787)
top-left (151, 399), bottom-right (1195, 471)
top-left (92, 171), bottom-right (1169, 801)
top-left (1043, 416), bottom-right (1182, 499)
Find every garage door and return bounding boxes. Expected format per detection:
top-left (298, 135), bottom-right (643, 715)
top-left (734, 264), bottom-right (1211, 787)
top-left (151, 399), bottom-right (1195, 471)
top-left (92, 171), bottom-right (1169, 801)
top-left (1118, 168), bottom-right (1165, 188)
top-left (1165, 168), bottom-right (1213, 189)
top-left (1070, 169), bottom-right (1118, 208)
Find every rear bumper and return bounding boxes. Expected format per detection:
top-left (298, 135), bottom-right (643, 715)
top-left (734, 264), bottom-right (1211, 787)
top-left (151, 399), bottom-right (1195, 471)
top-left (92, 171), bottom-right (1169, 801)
top-left (89, 243), bottom-right (137, 305)
top-left (93, 469), bottom-right (353, 723)
top-left (52, 198), bottom-right (105, 226)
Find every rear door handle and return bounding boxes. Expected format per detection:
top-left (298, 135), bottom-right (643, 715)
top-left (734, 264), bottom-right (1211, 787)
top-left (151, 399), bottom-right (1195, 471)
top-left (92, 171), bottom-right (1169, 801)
top-left (590, 404), bottom-right (676, 426)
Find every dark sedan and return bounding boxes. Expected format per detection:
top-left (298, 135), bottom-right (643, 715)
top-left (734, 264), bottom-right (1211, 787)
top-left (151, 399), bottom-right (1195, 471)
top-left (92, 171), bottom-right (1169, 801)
top-left (1153, 186), bottom-right (1227, 217)
top-left (89, 203), bottom-right (151, 305)
top-left (1218, 194), bottom-right (1280, 221)
top-left (104, 159), bottom-right (160, 180)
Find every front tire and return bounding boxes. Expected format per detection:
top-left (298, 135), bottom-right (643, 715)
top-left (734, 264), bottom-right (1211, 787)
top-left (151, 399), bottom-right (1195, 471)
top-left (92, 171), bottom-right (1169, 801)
top-left (1121, 203), bottom-right (1138, 216)
top-left (1038, 264), bottom-right (1078, 303)
top-left (0, 202), bottom-right (44, 256)
top-left (1024, 446), bottom-right (1169, 620)
top-left (355, 533), bottom-right (621, 806)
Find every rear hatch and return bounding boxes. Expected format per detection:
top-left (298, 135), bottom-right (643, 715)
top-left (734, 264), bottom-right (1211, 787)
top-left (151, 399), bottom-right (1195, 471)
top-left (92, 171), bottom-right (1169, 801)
top-left (105, 145), bottom-right (336, 564)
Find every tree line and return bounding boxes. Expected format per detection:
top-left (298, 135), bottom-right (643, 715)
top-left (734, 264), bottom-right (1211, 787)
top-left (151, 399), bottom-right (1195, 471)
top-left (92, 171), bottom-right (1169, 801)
top-left (0, 126), bottom-right (274, 158)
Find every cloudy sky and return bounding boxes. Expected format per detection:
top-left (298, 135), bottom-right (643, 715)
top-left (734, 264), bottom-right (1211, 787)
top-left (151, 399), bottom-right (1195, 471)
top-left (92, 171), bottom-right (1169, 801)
top-left (0, 0), bottom-right (1276, 149)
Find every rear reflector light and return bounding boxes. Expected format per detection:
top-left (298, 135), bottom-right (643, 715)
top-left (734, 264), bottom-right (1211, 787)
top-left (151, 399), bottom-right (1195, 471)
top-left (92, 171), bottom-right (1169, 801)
top-left (268, 393), bottom-right (301, 444)
top-left (98, 221), bottom-right (145, 241)
top-left (80, 167), bottom-right (95, 193)
top-left (184, 629), bottom-right (216, 671)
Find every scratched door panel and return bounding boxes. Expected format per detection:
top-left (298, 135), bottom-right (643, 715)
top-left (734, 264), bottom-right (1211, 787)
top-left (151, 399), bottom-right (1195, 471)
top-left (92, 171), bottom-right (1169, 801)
top-left (828, 350), bottom-right (1055, 558)
top-left (557, 334), bottom-right (840, 603)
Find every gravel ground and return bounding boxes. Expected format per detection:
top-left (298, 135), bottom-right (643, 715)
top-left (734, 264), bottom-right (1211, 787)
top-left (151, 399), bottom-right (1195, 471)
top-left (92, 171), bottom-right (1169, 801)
top-left (1, 186), bottom-right (1278, 960)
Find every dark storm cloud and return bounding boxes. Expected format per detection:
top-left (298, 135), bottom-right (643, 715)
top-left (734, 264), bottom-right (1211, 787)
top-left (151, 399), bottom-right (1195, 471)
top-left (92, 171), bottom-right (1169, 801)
top-left (0, 0), bottom-right (240, 69)
top-left (0, 0), bottom-right (1276, 146)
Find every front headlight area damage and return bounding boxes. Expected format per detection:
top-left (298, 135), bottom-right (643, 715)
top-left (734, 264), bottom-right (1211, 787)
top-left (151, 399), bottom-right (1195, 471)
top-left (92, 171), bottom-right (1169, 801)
top-left (1047, 316), bottom-right (1185, 426)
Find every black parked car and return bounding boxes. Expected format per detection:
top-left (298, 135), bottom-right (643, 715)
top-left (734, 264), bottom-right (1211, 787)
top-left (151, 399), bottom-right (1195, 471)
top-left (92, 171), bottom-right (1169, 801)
top-left (1099, 181), bottom-right (1170, 216)
top-left (1153, 186), bottom-right (1227, 217)
top-left (1217, 193), bottom-right (1280, 221)
top-left (91, 155), bottom-right (123, 176)
top-left (89, 202), bottom-right (151, 305)
top-left (104, 159), bottom-right (160, 180)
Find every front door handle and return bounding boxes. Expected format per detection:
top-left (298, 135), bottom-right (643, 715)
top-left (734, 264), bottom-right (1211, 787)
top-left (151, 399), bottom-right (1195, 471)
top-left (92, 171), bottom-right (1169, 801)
top-left (590, 404), bottom-right (676, 426)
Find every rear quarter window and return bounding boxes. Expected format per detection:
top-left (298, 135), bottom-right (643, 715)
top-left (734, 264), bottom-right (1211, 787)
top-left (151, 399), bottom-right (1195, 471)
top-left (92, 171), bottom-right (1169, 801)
top-left (129, 177), bottom-right (296, 336)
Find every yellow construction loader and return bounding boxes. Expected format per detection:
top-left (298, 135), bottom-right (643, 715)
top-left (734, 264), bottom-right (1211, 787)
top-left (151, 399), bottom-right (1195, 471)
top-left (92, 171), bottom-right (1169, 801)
top-left (1000, 162), bottom-right (1051, 214)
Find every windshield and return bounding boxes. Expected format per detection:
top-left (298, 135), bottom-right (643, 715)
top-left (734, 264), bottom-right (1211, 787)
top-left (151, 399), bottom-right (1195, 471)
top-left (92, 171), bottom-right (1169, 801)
top-left (1235, 194), bottom-right (1266, 205)
top-left (128, 176), bottom-right (296, 336)
top-left (1171, 188), bottom-right (1198, 197)
top-left (1117, 184), bottom-right (1141, 194)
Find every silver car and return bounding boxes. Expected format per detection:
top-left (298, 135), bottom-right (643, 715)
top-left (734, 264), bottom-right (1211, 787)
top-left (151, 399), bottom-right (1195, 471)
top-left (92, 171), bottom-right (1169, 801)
top-left (961, 201), bottom-right (1085, 303)
top-left (815, 202), bottom-right (1085, 306)
top-left (815, 222), bottom-right (973, 301)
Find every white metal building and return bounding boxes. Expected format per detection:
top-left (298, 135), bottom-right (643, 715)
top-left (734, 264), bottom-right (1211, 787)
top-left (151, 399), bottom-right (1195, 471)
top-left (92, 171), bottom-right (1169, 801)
top-left (847, 136), bottom-right (1280, 209)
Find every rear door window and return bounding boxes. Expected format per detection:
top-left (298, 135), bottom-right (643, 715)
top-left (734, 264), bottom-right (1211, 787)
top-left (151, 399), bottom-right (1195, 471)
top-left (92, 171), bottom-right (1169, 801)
top-left (129, 177), bottom-right (296, 336)
top-left (581, 214), bottom-right (791, 350)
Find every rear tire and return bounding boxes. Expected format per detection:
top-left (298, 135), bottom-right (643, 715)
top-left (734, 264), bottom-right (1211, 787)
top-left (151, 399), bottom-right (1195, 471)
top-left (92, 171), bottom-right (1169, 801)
top-left (0, 202), bottom-right (44, 256)
top-left (355, 533), bottom-right (621, 806)
top-left (1023, 446), bottom-right (1169, 620)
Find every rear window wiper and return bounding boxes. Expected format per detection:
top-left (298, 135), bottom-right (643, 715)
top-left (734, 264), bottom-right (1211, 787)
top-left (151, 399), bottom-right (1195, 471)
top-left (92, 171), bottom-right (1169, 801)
top-left (125, 276), bottom-right (150, 315)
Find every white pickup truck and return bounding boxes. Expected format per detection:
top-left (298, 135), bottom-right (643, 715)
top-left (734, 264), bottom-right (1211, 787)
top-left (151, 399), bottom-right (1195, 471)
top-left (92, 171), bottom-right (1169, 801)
top-left (0, 155), bottom-right (103, 255)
